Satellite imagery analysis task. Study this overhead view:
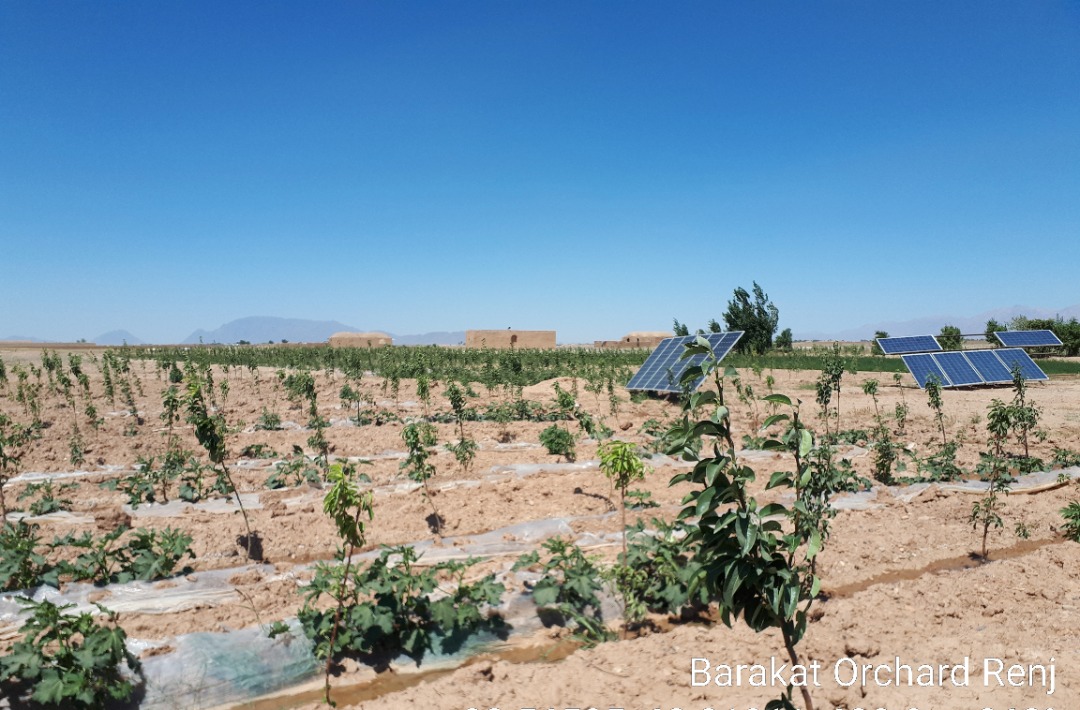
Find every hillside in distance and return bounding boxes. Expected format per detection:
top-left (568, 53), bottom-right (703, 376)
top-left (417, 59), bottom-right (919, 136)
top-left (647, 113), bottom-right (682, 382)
top-left (182, 317), bottom-right (357, 345)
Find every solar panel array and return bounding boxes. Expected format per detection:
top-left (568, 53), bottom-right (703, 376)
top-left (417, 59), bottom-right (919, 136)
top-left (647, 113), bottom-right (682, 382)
top-left (626, 332), bottom-right (744, 393)
top-left (902, 348), bottom-right (1047, 389)
top-left (877, 335), bottom-right (942, 355)
top-left (994, 330), bottom-right (1063, 348)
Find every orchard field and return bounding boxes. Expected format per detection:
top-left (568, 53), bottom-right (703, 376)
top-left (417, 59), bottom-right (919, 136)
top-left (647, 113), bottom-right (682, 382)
top-left (0, 343), bottom-right (1078, 710)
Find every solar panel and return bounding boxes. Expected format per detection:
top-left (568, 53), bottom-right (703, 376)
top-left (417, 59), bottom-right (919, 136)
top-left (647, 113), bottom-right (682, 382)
top-left (965, 350), bottom-right (1014, 384)
top-left (901, 353), bottom-right (951, 388)
top-left (877, 335), bottom-right (942, 355)
top-left (995, 330), bottom-right (1063, 348)
top-left (933, 352), bottom-right (983, 387)
top-left (993, 348), bottom-right (1049, 382)
top-left (625, 332), bottom-right (744, 393)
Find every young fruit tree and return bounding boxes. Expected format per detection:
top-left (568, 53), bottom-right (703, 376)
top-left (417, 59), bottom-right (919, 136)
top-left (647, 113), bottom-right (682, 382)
top-left (666, 336), bottom-right (839, 710)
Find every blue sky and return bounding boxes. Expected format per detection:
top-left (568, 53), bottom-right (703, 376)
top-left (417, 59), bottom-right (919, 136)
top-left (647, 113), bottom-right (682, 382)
top-left (2, 1), bottom-right (1078, 343)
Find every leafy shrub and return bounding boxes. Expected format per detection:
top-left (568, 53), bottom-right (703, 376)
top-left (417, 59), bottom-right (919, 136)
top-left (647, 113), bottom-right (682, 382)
top-left (514, 538), bottom-right (611, 644)
top-left (17, 481), bottom-right (76, 516)
top-left (266, 448), bottom-right (324, 489)
top-left (1052, 448), bottom-right (1080, 469)
top-left (254, 408), bottom-right (283, 431)
top-left (621, 518), bottom-right (708, 617)
top-left (539, 425), bottom-right (575, 461)
top-left (57, 525), bottom-right (196, 585)
top-left (0, 521), bottom-right (58, 591)
top-left (1061, 501), bottom-right (1080, 542)
top-left (1, 599), bottom-right (143, 708)
top-left (299, 546), bottom-right (505, 667)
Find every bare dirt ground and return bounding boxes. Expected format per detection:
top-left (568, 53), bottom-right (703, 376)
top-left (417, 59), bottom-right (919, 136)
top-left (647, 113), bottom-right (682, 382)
top-left (1, 347), bottom-right (1078, 710)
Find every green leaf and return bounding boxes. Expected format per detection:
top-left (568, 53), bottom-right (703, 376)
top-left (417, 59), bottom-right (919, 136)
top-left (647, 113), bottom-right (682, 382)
top-left (762, 393), bottom-right (792, 406)
top-left (798, 429), bottom-right (813, 458)
top-left (762, 413), bottom-right (789, 428)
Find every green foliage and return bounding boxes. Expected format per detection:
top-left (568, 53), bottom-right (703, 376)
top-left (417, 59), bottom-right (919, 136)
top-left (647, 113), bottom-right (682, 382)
top-left (598, 440), bottom-right (647, 502)
top-left (1051, 448), bottom-right (1080, 469)
top-left (514, 538), bottom-right (612, 644)
top-left (937, 324), bottom-right (963, 350)
top-left (59, 525), bottom-right (195, 585)
top-left (870, 331), bottom-right (888, 356)
top-left (925, 374), bottom-right (947, 445)
top-left (539, 424), bottom-right (575, 461)
top-left (774, 327), bottom-right (793, 351)
top-left (664, 336), bottom-right (839, 710)
top-left (723, 281), bottom-right (780, 355)
top-left (985, 318), bottom-right (1005, 346)
top-left (0, 598), bottom-right (143, 708)
top-left (672, 318), bottom-right (690, 337)
top-left (17, 481), bottom-right (76, 517)
top-left (0, 412), bottom-right (38, 520)
top-left (0, 521), bottom-right (59, 591)
top-left (401, 421), bottom-right (443, 532)
top-left (299, 546), bottom-right (506, 668)
top-left (621, 517), bottom-right (709, 617)
top-left (637, 418), bottom-right (670, 453)
top-left (1010, 314), bottom-right (1080, 356)
top-left (623, 488), bottom-right (659, 509)
top-left (598, 439), bottom-right (649, 635)
top-left (315, 460), bottom-right (374, 703)
top-left (186, 374), bottom-right (257, 558)
top-left (1061, 501), bottom-right (1080, 542)
top-left (446, 437), bottom-right (478, 472)
top-left (255, 408), bottom-right (283, 431)
top-left (902, 441), bottom-right (964, 483)
top-left (266, 448), bottom-right (324, 489)
top-left (970, 475), bottom-right (1009, 558)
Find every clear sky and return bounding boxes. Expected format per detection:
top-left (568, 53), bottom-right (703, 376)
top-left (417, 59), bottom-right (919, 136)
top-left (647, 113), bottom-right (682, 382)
top-left (2, 1), bottom-right (1078, 344)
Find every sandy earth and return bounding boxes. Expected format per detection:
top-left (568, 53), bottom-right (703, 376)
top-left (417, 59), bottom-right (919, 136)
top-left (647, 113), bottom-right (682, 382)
top-left (1, 347), bottom-right (1078, 710)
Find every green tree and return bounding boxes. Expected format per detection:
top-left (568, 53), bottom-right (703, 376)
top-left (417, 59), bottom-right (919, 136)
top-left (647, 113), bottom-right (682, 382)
top-left (672, 318), bottom-right (689, 337)
top-left (870, 330), bottom-right (889, 356)
top-left (723, 282), bottom-right (779, 354)
top-left (938, 325), bottom-right (963, 350)
top-left (774, 328), bottom-right (793, 351)
top-left (984, 319), bottom-right (1005, 346)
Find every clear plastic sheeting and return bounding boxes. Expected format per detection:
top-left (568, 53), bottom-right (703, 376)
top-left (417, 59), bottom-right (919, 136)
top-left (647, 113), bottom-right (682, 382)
top-left (138, 618), bottom-right (319, 709)
top-left (347, 517), bottom-right (579, 567)
top-left (0, 565), bottom-right (276, 623)
top-left (5, 466), bottom-right (132, 485)
top-left (127, 492), bottom-right (264, 518)
top-left (939, 467), bottom-right (1079, 493)
top-left (7, 510), bottom-right (96, 525)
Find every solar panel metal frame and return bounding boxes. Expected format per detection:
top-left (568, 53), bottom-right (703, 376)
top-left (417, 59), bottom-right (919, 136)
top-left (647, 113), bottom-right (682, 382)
top-left (994, 330), bottom-right (1063, 348)
top-left (992, 348), bottom-right (1049, 382)
top-left (877, 335), bottom-right (943, 355)
top-left (901, 353), bottom-right (953, 389)
top-left (625, 332), bottom-right (744, 393)
top-left (964, 350), bottom-right (1014, 384)
top-left (932, 352), bottom-right (983, 387)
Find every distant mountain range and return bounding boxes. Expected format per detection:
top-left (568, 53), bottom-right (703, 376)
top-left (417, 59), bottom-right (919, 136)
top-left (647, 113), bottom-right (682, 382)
top-left (94, 330), bottom-right (145, 346)
top-left (181, 317), bottom-right (355, 345)
top-left (7, 306), bottom-right (1079, 347)
top-left (180, 317), bottom-right (466, 346)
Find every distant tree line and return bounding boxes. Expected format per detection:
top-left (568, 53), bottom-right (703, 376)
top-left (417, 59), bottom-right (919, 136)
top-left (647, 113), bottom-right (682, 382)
top-left (873, 316), bottom-right (1080, 356)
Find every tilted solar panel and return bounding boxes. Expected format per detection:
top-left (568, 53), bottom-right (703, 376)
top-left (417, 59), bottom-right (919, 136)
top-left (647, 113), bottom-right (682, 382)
top-left (625, 332), bottom-right (744, 393)
top-left (993, 348), bottom-right (1049, 382)
top-left (995, 330), bottom-right (1063, 348)
top-left (877, 335), bottom-right (942, 355)
top-left (933, 352), bottom-right (983, 387)
top-left (964, 350), bottom-right (1014, 384)
top-left (902, 353), bottom-right (952, 389)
